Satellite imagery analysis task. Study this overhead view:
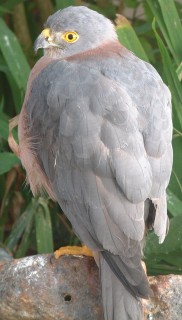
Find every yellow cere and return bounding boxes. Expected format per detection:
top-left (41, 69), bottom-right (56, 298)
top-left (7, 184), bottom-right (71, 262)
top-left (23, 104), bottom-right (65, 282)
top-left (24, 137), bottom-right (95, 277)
top-left (41, 28), bottom-right (51, 39)
top-left (62, 31), bottom-right (79, 43)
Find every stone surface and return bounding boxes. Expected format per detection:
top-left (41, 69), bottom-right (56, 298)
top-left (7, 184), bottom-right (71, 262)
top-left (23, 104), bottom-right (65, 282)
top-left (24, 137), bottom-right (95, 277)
top-left (0, 254), bottom-right (104, 320)
top-left (0, 254), bottom-right (182, 320)
top-left (144, 275), bottom-right (182, 320)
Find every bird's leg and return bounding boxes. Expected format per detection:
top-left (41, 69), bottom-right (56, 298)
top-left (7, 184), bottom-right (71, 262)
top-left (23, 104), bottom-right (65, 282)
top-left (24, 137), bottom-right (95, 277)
top-left (54, 245), bottom-right (93, 259)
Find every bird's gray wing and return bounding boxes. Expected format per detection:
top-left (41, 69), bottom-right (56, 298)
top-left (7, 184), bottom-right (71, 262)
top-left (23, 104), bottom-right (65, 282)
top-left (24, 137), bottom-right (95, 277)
top-left (140, 61), bottom-right (173, 242)
top-left (99, 52), bottom-right (173, 242)
top-left (26, 58), bottom-right (148, 238)
top-left (24, 55), bottom-right (171, 302)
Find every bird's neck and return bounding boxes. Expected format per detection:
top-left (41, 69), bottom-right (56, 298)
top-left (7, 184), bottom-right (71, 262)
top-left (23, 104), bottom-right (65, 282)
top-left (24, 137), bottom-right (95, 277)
top-left (44, 40), bottom-right (125, 60)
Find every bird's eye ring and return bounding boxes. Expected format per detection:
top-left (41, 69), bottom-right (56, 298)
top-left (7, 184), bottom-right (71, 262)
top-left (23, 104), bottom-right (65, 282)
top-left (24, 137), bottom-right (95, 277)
top-left (62, 31), bottom-right (79, 43)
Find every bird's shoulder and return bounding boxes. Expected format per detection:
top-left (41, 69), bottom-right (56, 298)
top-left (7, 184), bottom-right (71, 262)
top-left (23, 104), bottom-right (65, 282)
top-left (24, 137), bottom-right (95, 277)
top-left (30, 45), bottom-right (171, 120)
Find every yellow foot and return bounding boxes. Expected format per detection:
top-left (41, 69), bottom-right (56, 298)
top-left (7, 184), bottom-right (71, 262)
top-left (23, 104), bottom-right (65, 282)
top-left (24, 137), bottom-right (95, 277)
top-left (54, 245), bottom-right (93, 259)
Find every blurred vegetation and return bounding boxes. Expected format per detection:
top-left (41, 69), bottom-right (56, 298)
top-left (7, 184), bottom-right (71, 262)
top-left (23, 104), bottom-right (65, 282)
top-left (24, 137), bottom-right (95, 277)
top-left (0, 0), bottom-right (182, 275)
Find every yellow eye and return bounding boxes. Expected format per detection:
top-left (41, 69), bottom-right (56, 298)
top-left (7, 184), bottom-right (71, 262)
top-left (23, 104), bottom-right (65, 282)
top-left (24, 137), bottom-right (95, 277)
top-left (62, 31), bottom-right (79, 43)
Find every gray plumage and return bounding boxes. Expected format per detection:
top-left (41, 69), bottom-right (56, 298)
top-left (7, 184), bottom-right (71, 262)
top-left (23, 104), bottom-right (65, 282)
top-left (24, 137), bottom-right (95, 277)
top-left (18, 6), bottom-right (173, 320)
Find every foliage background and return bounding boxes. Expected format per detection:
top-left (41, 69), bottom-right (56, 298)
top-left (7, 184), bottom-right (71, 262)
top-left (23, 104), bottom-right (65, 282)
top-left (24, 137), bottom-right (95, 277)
top-left (0, 0), bottom-right (182, 275)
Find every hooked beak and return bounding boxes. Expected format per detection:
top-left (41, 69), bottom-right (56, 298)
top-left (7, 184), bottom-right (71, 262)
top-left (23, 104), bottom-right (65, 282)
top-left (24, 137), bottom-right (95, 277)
top-left (34, 30), bottom-right (60, 53)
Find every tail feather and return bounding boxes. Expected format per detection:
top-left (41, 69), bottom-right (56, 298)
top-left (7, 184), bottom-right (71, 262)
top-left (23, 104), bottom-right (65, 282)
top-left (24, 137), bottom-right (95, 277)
top-left (101, 251), bottom-right (152, 299)
top-left (99, 253), bottom-right (152, 320)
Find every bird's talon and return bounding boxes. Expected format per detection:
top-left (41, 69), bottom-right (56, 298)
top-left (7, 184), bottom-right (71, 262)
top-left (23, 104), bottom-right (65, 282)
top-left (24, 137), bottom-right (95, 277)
top-left (54, 245), bottom-right (93, 259)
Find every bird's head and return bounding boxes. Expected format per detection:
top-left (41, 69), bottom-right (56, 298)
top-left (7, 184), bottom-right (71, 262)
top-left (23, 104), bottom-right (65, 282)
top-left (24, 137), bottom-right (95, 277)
top-left (34, 6), bottom-right (117, 58)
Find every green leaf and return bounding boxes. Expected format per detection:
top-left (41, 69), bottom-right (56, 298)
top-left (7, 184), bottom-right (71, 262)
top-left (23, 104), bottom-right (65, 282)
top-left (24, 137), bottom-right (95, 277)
top-left (147, 0), bottom-right (182, 65)
top-left (159, 252), bottom-right (182, 269)
top-left (35, 198), bottom-right (54, 254)
top-left (167, 189), bottom-right (182, 217)
top-left (134, 22), bottom-right (152, 36)
top-left (0, 68), bottom-right (22, 114)
top-left (5, 202), bottom-right (34, 251)
top-left (145, 215), bottom-right (182, 275)
top-left (146, 0), bottom-right (176, 63)
top-left (116, 15), bottom-right (149, 62)
top-left (177, 62), bottom-right (182, 81)
top-left (158, 0), bottom-right (182, 64)
top-left (0, 6), bottom-right (11, 15)
top-left (55, 0), bottom-right (75, 10)
top-left (170, 138), bottom-right (182, 199)
top-left (124, 0), bottom-right (139, 9)
top-left (15, 211), bottom-right (34, 258)
top-left (146, 255), bottom-right (182, 275)
top-left (151, 19), bottom-right (182, 199)
top-left (0, 53), bottom-right (22, 113)
top-left (0, 118), bottom-right (8, 140)
top-left (0, 152), bottom-right (20, 175)
top-left (0, 18), bottom-right (30, 112)
top-left (0, 96), bottom-right (5, 113)
top-left (152, 19), bottom-right (182, 128)
top-left (0, 0), bottom-right (24, 16)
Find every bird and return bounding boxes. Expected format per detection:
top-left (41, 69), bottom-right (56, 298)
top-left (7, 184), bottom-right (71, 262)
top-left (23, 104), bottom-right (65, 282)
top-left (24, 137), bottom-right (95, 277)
top-left (17, 6), bottom-right (173, 320)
